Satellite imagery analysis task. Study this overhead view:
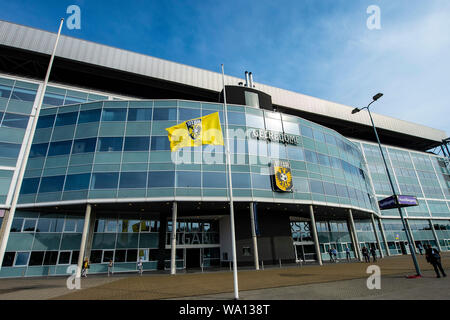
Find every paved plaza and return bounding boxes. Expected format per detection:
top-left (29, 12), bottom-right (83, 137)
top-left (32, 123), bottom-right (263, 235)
top-left (0, 253), bottom-right (448, 300)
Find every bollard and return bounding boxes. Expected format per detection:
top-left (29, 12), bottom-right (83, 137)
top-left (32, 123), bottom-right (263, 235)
top-left (279, 258), bottom-right (282, 268)
top-left (261, 260), bottom-right (264, 270)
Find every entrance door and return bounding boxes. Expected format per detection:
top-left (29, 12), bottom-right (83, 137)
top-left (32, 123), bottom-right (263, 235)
top-left (185, 248), bottom-right (201, 269)
top-left (399, 241), bottom-right (408, 254)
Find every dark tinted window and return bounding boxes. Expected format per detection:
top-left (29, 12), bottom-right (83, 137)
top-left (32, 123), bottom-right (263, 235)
top-left (2, 252), bottom-right (15, 267)
top-left (128, 108), bottom-right (152, 121)
top-left (29, 251), bottom-right (45, 266)
top-left (2, 113), bottom-right (29, 129)
top-left (231, 173), bottom-right (250, 188)
top-left (101, 108), bottom-right (127, 121)
top-left (48, 140), bottom-right (72, 156)
top-left (37, 114), bottom-right (56, 128)
top-left (43, 251), bottom-right (58, 265)
top-left (0, 142), bottom-right (21, 158)
top-left (119, 172), bottom-right (147, 188)
top-left (78, 109), bottom-right (101, 123)
top-left (177, 171), bottom-right (201, 188)
top-left (43, 93), bottom-right (64, 106)
top-left (20, 177), bottom-right (40, 194)
top-left (148, 171), bottom-right (174, 188)
top-left (92, 172), bottom-right (119, 189)
top-left (203, 172), bottom-right (227, 188)
top-left (55, 112), bottom-right (78, 126)
top-left (227, 112), bottom-right (246, 125)
top-left (65, 173), bottom-right (91, 191)
top-left (97, 137), bottom-right (123, 152)
top-left (150, 136), bottom-right (170, 151)
top-left (124, 137), bottom-right (149, 151)
top-left (153, 108), bottom-right (176, 121)
top-left (39, 176), bottom-right (65, 193)
top-left (72, 138), bottom-right (97, 154)
top-left (178, 108), bottom-right (200, 121)
top-left (309, 180), bottom-right (324, 194)
top-left (30, 143), bottom-right (48, 158)
top-left (11, 87), bottom-right (36, 102)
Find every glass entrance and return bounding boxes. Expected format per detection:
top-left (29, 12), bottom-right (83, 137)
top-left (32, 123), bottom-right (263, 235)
top-left (294, 243), bottom-right (316, 262)
top-left (185, 248), bottom-right (201, 269)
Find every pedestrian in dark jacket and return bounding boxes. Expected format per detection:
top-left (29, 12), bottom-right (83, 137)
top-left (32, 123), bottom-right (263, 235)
top-left (362, 246), bottom-right (370, 263)
top-left (370, 246), bottom-right (377, 262)
top-left (425, 244), bottom-right (447, 278)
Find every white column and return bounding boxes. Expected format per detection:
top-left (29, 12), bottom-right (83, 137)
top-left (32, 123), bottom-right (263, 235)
top-left (370, 213), bottom-right (384, 258)
top-left (348, 209), bottom-right (362, 261)
top-left (170, 202), bottom-right (177, 275)
top-left (76, 204), bottom-right (92, 279)
top-left (429, 219), bottom-right (442, 251)
top-left (309, 205), bottom-right (322, 266)
top-left (249, 202), bottom-right (259, 270)
top-left (378, 217), bottom-right (391, 256)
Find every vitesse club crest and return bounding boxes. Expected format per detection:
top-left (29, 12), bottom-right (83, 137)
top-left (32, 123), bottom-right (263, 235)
top-left (271, 160), bottom-right (293, 192)
top-left (186, 119), bottom-right (202, 140)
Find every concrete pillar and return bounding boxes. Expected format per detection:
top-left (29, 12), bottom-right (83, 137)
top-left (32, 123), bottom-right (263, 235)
top-left (309, 205), bottom-right (322, 266)
top-left (170, 202), bottom-right (177, 275)
top-left (404, 219), bottom-right (417, 254)
top-left (377, 217), bottom-right (391, 256)
top-left (370, 213), bottom-right (384, 258)
top-left (0, 210), bottom-right (11, 254)
top-left (249, 202), bottom-right (259, 270)
top-left (76, 204), bottom-right (92, 278)
top-left (429, 219), bottom-right (442, 251)
top-left (348, 209), bottom-right (362, 262)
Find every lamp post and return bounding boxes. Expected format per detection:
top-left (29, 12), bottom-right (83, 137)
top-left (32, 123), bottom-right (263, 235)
top-left (352, 93), bottom-right (422, 277)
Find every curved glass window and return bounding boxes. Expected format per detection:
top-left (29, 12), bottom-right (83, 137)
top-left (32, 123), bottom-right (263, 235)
top-left (30, 143), bottom-right (48, 158)
top-left (119, 172), bottom-right (147, 188)
top-left (301, 126), bottom-right (314, 139)
top-left (37, 114), bottom-right (56, 128)
top-left (176, 171), bottom-right (201, 188)
top-left (304, 150), bottom-right (318, 164)
top-left (309, 180), bottom-right (324, 194)
top-left (64, 96), bottom-right (86, 105)
top-left (153, 108), bottom-right (176, 121)
top-left (39, 176), bottom-right (65, 193)
top-left (101, 108), bottom-right (127, 121)
top-left (55, 112), bottom-right (78, 126)
top-left (97, 137), bottom-right (123, 152)
top-left (251, 173), bottom-right (271, 190)
top-left (92, 172), bottom-right (119, 189)
top-left (325, 133), bottom-right (337, 146)
top-left (0, 85), bottom-right (12, 99)
top-left (179, 108), bottom-right (200, 121)
top-left (48, 141), bottom-right (72, 156)
top-left (0, 142), bottom-right (21, 158)
top-left (148, 171), bottom-right (174, 188)
top-left (227, 112), bottom-right (246, 126)
top-left (203, 172), bottom-right (227, 188)
top-left (20, 177), bottom-right (40, 194)
top-left (78, 109), bottom-right (101, 124)
top-left (287, 146), bottom-right (304, 161)
top-left (11, 87), bottom-right (36, 102)
top-left (265, 118), bottom-right (282, 132)
top-left (72, 138), bottom-right (97, 154)
top-left (128, 108), bottom-right (152, 121)
top-left (336, 184), bottom-right (349, 198)
top-left (43, 93), bottom-right (65, 106)
top-left (246, 114), bottom-right (264, 128)
top-left (248, 139), bottom-right (268, 156)
top-left (330, 157), bottom-right (342, 169)
top-left (65, 173), bottom-right (91, 191)
top-left (268, 143), bottom-right (287, 159)
top-left (150, 136), bottom-right (170, 151)
top-left (283, 121), bottom-right (300, 135)
top-left (2, 113), bottom-right (29, 129)
top-left (124, 137), bottom-right (150, 151)
top-left (231, 172), bottom-right (251, 188)
top-left (323, 182), bottom-right (337, 196)
top-left (313, 130), bottom-right (326, 143)
top-left (317, 153), bottom-right (330, 167)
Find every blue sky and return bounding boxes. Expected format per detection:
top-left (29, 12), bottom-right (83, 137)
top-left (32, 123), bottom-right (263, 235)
top-left (0, 0), bottom-right (449, 135)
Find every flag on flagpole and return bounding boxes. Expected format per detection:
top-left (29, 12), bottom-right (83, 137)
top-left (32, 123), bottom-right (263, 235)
top-left (166, 112), bottom-right (224, 152)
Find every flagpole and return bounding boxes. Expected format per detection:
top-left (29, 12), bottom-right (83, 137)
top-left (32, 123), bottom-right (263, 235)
top-left (0, 18), bottom-right (65, 270)
top-left (221, 64), bottom-right (239, 300)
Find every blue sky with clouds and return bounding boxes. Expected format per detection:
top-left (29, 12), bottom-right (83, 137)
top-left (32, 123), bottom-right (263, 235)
top-left (0, 0), bottom-right (449, 135)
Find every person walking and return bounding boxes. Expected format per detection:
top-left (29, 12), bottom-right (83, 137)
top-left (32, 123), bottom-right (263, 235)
top-left (81, 258), bottom-right (89, 277)
top-left (425, 244), bottom-right (447, 278)
top-left (328, 247), bottom-right (334, 263)
top-left (370, 246), bottom-right (377, 262)
top-left (345, 246), bottom-right (351, 262)
top-left (362, 246), bottom-right (370, 263)
top-left (108, 259), bottom-right (113, 277)
top-left (332, 248), bottom-right (338, 263)
top-left (137, 258), bottom-right (143, 276)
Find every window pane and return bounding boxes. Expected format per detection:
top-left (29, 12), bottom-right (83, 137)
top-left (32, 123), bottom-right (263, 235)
top-left (97, 137), bottom-right (123, 152)
top-left (227, 112), bottom-right (246, 125)
top-left (58, 252), bottom-right (71, 264)
top-left (39, 176), bottom-right (65, 193)
top-left (37, 114), bottom-right (56, 128)
top-left (150, 136), bottom-right (170, 151)
top-left (0, 142), bottom-right (21, 158)
top-left (287, 146), bottom-right (304, 161)
top-left (36, 219), bottom-right (51, 232)
top-left (283, 121), bottom-right (300, 135)
top-left (301, 126), bottom-right (314, 139)
top-left (119, 172), bottom-right (147, 188)
top-left (92, 172), bottom-right (119, 189)
top-left (11, 87), bottom-right (36, 102)
top-left (126, 249), bottom-right (138, 262)
top-left (0, 85), bottom-right (12, 99)
top-left (48, 140), bottom-right (72, 156)
top-left (43, 93), bottom-right (65, 106)
top-left (128, 108), bottom-right (152, 121)
top-left (203, 172), bottom-right (227, 188)
top-left (2, 252), bottom-right (15, 267)
top-left (64, 220), bottom-right (77, 232)
top-left (20, 177), bottom-right (40, 194)
top-left (30, 143), bottom-right (48, 158)
top-left (101, 108), bottom-right (127, 121)
top-left (55, 112), bottom-right (78, 126)
top-left (64, 173), bottom-right (91, 191)
top-left (23, 219), bottom-right (37, 232)
top-left (43, 251), bottom-right (58, 265)
top-left (148, 171), bottom-right (174, 188)
top-left (72, 138), bottom-right (97, 154)
top-left (231, 172), bottom-right (250, 188)
top-left (153, 108), bottom-right (176, 121)
top-left (309, 180), bottom-right (324, 194)
top-left (251, 173), bottom-right (271, 190)
top-left (10, 218), bottom-right (24, 232)
top-left (177, 171), bottom-right (201, 187)
top-left (124, 137), bottom-right (149, 151)
top-left (323, 182), bottom-right (337, 196)
top-left (246, 114), bottom-right (264, 128)
top-left (14, 252), bottom-right (30, 266)
top-left (29, 251), bottom-right (45, 266)
top-left (2, 113), bottom-right (29, 129)
top-left (78, 109), bottom-right (101, 124)
top-left (179, 108), bottom-right (200, 121)
top-left (114, 250), bottom-right (126, 262)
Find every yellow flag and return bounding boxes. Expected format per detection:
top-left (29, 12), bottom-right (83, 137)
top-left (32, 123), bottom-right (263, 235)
top-left (166, 112), bottom-right (224, 152)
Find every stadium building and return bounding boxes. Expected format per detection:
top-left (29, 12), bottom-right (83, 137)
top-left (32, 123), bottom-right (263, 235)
top-left (0, 20), bottom-right (449, 277)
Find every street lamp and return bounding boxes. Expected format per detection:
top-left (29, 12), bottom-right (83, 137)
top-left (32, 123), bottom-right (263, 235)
top-left (352, 93), bottom-right (422, 277)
